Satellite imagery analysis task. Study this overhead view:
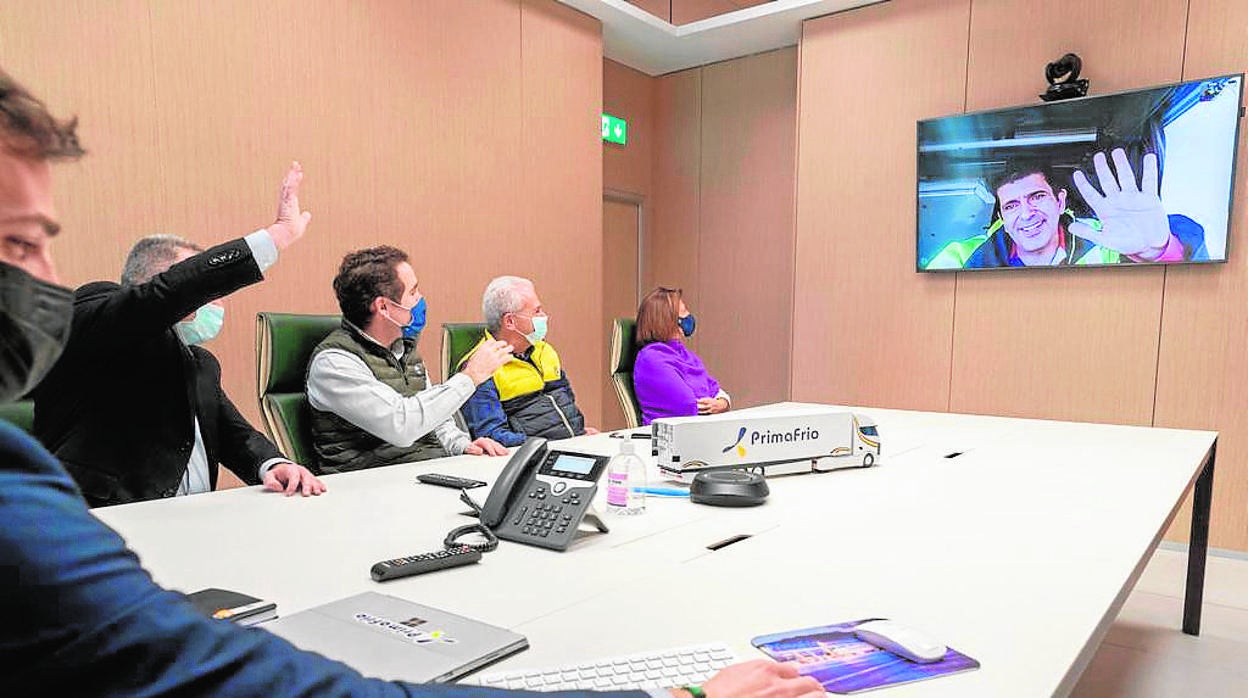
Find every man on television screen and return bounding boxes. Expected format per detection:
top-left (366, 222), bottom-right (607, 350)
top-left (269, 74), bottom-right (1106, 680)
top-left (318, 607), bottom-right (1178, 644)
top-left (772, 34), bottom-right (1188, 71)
top-left (925, 148), bottom-right (1206, 269)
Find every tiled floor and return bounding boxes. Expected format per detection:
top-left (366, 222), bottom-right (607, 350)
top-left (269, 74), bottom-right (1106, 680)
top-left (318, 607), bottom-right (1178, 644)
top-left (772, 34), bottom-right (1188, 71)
top-left (1071, 546), bottom-right (1248, 697)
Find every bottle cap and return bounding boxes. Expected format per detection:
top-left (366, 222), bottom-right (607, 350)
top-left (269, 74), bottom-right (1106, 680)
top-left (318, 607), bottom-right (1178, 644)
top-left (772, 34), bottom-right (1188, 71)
top-left (619, 439), bottom-right (635, 455)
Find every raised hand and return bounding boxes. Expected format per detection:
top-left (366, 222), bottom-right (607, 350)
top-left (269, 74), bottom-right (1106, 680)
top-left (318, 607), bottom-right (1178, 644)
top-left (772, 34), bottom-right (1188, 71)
top-left (1069, 149), bottom-right (1171, 258)
top-left (265, 161), bottom-right (312, 251)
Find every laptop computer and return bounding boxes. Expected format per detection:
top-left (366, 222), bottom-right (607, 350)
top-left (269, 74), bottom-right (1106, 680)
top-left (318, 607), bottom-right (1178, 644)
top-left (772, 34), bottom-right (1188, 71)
top-left (263, 592), bottom-right (528, 683)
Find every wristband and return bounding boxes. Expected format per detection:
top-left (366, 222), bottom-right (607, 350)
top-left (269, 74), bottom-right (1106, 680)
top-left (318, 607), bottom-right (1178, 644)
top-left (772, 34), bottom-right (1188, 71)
top-left (681, 686), bottom-right (706, 698)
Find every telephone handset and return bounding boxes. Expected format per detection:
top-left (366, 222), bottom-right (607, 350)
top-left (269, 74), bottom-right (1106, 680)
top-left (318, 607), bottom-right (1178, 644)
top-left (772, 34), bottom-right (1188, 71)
top-left (480, 437), bottom-right (548, 528)
top-left (479, 437), bottom-right (611, 551)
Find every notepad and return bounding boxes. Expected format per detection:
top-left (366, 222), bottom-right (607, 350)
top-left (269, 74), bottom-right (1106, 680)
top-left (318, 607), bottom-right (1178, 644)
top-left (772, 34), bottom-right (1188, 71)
top-left (186, 588), bottom-right (278, 627)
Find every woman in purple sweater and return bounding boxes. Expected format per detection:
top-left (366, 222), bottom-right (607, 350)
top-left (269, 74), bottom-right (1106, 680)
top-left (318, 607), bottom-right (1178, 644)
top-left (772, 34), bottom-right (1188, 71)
top-left (632, 287), bottom-right (731, 425)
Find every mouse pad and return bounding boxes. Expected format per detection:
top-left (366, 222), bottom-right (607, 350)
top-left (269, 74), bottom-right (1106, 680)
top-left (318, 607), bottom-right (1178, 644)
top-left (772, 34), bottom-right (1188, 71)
top-left (751, 618), bottom-right (980, 694)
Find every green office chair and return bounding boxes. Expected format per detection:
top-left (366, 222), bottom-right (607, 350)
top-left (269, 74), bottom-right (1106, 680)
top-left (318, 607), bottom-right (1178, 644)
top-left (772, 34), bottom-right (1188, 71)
top-left (609, 317), bottom-right (643, 428)
top-left (441, 322), bottom-right (487, 383)
top-left (0, 400), bottom-right (35, 435)
top-left (256, 312), bottom-right (341, 468)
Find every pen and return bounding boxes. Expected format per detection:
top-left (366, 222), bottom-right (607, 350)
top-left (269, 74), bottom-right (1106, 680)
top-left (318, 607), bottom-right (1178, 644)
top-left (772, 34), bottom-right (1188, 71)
top-left (632, 486), bottom-right (689, 497)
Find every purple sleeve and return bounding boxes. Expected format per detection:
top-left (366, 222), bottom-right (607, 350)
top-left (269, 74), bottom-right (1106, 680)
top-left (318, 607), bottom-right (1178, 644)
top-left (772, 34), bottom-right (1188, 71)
top-left (632, 346), bottom-right (697, 425)
top-left (706, 371), bottom-right (722, 398)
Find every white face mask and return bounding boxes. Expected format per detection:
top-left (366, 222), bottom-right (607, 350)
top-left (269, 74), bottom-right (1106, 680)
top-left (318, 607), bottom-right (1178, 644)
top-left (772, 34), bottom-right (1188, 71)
top-left (175, 303), bottom-right (225, 345)
top-left (520, 314), bottom-right (548, 344)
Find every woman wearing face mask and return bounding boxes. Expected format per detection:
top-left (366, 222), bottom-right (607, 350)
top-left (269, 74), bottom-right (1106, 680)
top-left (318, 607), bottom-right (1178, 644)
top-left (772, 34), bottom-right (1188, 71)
top-left (632, 287), bottom-right (730, 425)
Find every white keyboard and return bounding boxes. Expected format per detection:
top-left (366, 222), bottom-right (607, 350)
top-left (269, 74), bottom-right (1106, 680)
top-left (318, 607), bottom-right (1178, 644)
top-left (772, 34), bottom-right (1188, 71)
top-left (475, 642), bottom-right (738, 692)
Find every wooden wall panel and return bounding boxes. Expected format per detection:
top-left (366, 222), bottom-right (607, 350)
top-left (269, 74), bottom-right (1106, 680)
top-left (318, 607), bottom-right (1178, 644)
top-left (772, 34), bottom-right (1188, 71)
top-left (147, 0), bottom-right (375, 438)
top-left (949, 0), bottom-right (1188, 424)
top-left (1153, 0), bottom-right (1248, 549)
top-left (0, 0), bottom-right (164, 289)
top-left (521, 0), bottom-right (606, 426)
top-left (698, 47), bottom-right (797, 409)
top-left (671, 0), bottom-right (743, 25)
top-left (791, 0), bottom-right (965, 410)
top-left (628, 0), bottom-right (672, 23)
top-left (647, 69), bottom-right (703, 352)
top-left (603, 59), bottom-right (654, 199)
top-left (602, 198), bottom-right (641, 429)
top-left (363, 0), bottom-right (524, 384)
top-left (603, 59), bottom-right (655, 428)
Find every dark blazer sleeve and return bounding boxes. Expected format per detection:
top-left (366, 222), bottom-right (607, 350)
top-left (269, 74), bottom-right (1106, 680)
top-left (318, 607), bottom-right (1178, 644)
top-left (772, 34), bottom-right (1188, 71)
top-left (193, 347), bottom-right (283, 485)
top-left (72, 238), bottom-right (264, 357)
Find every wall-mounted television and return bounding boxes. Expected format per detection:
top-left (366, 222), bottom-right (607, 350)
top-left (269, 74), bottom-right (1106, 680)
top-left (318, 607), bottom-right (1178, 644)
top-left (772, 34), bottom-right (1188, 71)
top-left (917, 74), bottom-right (1243, 271)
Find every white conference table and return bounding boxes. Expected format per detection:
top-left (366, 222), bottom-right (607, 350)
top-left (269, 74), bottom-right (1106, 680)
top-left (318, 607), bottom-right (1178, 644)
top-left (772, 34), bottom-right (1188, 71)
top-left (94, 403), bottom-right (1217, 697)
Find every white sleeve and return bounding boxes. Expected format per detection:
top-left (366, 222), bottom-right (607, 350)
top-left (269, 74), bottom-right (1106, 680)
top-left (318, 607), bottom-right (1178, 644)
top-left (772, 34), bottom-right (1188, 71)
top-left (256, 457), bottom-right (293, 479)
top-left (243, 229), bottom-right (279, 273)
top-left (434, 416), bottom-right (472, 455)
top-left (306, 349), bottom-right (476, 447)
top-left (716, 388), bottom-right (731, 405)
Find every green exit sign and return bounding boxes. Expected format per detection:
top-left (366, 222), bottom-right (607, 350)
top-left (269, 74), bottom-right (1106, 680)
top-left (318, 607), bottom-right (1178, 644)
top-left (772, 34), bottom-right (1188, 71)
top-left (602, 113), bottom-right (628, 145)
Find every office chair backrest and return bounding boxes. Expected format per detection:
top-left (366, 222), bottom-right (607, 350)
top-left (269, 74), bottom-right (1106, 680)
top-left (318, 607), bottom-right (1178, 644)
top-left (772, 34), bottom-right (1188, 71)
top-left (609, 317), bottom-right (643, 429)
top-left (441, 322), bottom-right (487, 384)
top-left (256, 312), bottom-right (341, 467)
top-left (0, 400), bottom-right (35, 435)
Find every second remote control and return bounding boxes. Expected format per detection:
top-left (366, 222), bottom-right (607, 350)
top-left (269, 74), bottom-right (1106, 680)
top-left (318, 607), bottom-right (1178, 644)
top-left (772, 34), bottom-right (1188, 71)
top-left (371, 546), bottom-right (482, 581)
top-left (417, 473), bottom-right (487, 489)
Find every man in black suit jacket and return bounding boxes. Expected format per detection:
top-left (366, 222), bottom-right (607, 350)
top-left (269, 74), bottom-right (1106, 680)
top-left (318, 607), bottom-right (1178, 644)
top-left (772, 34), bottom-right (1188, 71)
top-left (32, 164), bottom-right (324, 507)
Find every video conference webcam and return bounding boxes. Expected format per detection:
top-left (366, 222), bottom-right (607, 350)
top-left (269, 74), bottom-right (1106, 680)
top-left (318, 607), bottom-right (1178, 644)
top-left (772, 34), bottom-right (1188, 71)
top-left (1040, 53), bottom-right (1089, 102)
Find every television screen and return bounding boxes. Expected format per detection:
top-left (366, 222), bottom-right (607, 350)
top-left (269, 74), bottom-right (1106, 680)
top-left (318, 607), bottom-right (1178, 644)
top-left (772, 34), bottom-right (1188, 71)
top-left (917, 74), bottom-right (1243, 271)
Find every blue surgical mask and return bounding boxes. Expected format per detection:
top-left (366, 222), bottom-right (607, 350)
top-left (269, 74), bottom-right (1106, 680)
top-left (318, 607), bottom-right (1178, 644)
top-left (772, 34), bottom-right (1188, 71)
top-left (401, 297), bottom-right (427, 339)
top-left (175, 303), bottom-right (225, 346)
top-left (523, 315), bottom-right (548, 345)
top-left (678, 314), bottom-right (696, 337)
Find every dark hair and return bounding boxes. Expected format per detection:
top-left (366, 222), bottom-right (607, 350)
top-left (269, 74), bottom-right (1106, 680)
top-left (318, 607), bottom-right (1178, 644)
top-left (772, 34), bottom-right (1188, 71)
top-left (636, 287), bottom-right (682, 346)
top-left (121, 234), bottom-right (203, 285)
top-left (333, 246), bottom-right (409, 328)
top-left (987, 162), bottom-right (1068, 227)
top-left (0, 68), bottom-right (85, 160)
top-left (988, 162), bottom-right (1061, 202)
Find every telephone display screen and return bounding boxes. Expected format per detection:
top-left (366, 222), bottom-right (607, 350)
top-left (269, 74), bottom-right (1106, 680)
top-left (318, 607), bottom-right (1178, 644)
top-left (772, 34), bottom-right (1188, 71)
top-left (551, 454), bottom-right (596, 475)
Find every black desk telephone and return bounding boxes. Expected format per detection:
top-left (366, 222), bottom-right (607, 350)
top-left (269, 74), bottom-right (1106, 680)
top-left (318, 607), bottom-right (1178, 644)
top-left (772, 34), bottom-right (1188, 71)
top-left (479, 437), bottom-right (610, 551)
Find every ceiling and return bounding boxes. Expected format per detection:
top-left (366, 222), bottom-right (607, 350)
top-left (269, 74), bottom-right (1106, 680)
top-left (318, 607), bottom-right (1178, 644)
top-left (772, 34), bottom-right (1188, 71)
top-left (556, 0), bottom-right (888, 76)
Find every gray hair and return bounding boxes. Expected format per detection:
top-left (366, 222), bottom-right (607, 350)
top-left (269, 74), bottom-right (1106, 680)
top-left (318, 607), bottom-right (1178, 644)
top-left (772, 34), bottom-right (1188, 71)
top-left (483, 276), bottom-right (534, 334)
top-left (121, 234), bottom-right (202, 285)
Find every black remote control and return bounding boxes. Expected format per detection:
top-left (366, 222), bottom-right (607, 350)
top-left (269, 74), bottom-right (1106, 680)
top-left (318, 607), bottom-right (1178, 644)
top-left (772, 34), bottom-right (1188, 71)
top-left (370, 546), bottom-right (482, 581)
top-left (417, 473), bottom-right (488, 489)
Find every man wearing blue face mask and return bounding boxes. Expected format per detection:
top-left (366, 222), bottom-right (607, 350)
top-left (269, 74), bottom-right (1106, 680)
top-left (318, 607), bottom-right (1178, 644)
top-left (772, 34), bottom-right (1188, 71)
top-left (32, 178), bottom-right (325, 507)
top-left (457, 276), bottom-right (597, 446)
top-left (306, 246), bottom-right (512, 473)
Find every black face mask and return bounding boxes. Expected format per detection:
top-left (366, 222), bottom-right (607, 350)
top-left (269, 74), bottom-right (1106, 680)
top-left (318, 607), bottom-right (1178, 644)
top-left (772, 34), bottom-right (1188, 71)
top-left (0, 262), bottom-right (73, 403)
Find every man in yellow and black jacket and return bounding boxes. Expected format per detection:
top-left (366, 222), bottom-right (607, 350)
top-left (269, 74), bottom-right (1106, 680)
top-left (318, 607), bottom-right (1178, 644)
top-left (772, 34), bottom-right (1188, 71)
top-left (458, 276), bottom-right (594, 446)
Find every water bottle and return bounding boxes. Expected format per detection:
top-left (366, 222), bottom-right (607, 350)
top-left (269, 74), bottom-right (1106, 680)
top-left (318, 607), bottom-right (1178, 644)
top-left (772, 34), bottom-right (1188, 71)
top-left (606, 439), bottom-right (646, 515)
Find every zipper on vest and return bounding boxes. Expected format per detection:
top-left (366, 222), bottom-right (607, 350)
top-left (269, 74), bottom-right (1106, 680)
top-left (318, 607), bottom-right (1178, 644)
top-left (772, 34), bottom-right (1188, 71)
top-left (547, 394), bottom-right (576, 438)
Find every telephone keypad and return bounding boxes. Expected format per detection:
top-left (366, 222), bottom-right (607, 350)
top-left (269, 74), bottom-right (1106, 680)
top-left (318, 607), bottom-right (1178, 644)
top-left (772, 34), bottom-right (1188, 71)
top-left (521, 497), bottom-right (580, 537)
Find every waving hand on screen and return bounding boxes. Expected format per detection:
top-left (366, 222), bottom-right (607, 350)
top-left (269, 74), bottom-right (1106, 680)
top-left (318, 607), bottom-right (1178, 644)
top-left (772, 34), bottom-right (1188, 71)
top-left (1069, 149), bottom-right (1175, 260)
